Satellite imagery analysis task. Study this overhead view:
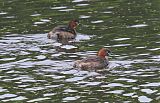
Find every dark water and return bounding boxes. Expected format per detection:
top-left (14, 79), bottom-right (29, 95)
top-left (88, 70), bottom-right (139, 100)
top-left (0, 0), bottom-right (160, 102)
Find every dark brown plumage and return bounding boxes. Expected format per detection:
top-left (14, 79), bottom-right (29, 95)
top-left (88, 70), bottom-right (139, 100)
top-left (48, 19), bottom-right (79, 40)
top-left (74, 48), bottom-right (111, 69)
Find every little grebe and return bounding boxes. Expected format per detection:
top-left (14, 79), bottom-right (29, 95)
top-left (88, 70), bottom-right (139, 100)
top-left (48, 19), bottom-right (79, 39)
top-left (74, 48), bottom-right (111, 69)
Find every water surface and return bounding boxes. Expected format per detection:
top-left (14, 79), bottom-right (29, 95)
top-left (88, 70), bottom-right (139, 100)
top-left (0, 0), bottom-right (160, 102)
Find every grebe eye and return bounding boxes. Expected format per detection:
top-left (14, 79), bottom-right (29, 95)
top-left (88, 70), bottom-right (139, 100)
top-left (108, 50), bottom-right (111, 53)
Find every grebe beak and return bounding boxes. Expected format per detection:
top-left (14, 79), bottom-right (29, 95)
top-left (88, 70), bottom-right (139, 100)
top-left (76, 21), bottom-right (79, 25)
top-left (106, 52), bottom-right (110, 56)
top-left (106, 49), bottom-right (112, 56)
top-left (74, 19), bottom-right (79, 25)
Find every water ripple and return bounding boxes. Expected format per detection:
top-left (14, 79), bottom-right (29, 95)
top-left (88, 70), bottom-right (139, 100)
top-left (115, 78), bottom-right (137, 83)
top-left (30, 14), bottom-right (41, 17)
top-left (59, 9), bottom-right (75, 12)
top-left (141, 89), bottom-right (158, 94)
top-left (0, 87), bottom-right (7, 92)
top-left (43, 93), bottom-right (56, 97)
top-left (63, 96), bottom-right (80, 101)
top-left (140, 82), bottom-right (160, 87)
top-left (138, 96), bottom-right (152, 103)
top-left (102, 83), bottom-right (123, 87)
top-left (127, 24), bottom-right (148, 28)
top-left (0, 12), bottom-right (7, 15)
top-left (51, 6), bottom-right (67, 10)
top-left (64, 89), bottom-right (78, 93)
top-left (72, 0), bottom-right (88, 3)
top-left (66, 76), bottom-right (85, 82)
top-left (2, 96), bottom-right (27, 102)
top-left (106, 90), bottom-right (124, 94)
top-left (123, 93), bottom-right (135, 97)
top-left (76, 4), bottom-right (89, 6)
top-left (112, 44), bottom-right (132, 47)
top-left (91, 20), bottom-right (104, 24)
top-left (0, 93), bottom-right (17, 99)
top-left (79, 15), bottom-right (90, 19)
top-left (27, 97), bottom-right (50, 103)
top-left (113, 38), bottom-right (130, 41)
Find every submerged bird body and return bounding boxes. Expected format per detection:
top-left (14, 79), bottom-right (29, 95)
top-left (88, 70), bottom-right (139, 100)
top-left (74, 56), bottom-right (108, 69)
top-left (74, 48), bottom-right (111, 69)
top-left (48, 20), bottom-right (79, 39)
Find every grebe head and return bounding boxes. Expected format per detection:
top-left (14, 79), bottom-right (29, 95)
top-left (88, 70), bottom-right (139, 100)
top-left (97, 48), bottom-right (111, 58)
top-left (68, 19), bottom-right (79, 29)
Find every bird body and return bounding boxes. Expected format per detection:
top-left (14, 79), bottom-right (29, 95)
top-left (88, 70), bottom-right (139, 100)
top-left (48, 20), bottom-right (79, 40)
top-left (74, 48), bottom-right (111, 69)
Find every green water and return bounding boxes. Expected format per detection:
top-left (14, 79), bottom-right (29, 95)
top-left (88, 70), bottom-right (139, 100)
top-left (0, 0), bottom-right (160, 102)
